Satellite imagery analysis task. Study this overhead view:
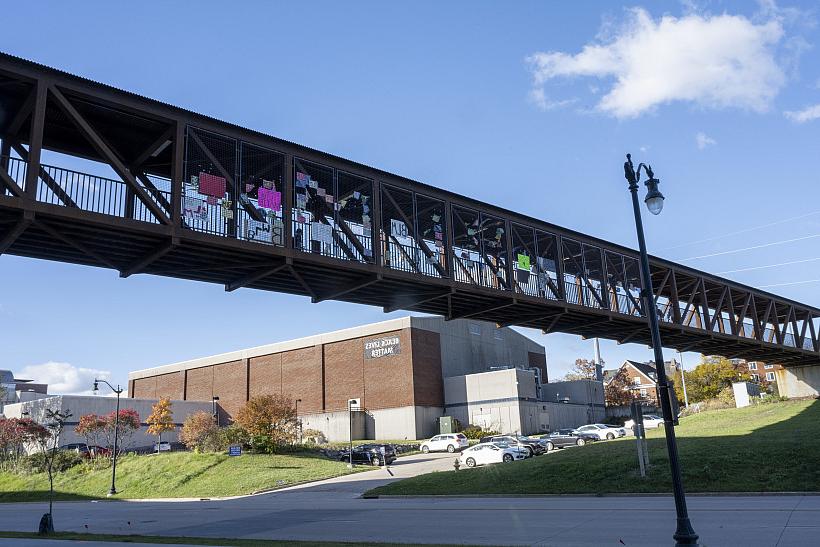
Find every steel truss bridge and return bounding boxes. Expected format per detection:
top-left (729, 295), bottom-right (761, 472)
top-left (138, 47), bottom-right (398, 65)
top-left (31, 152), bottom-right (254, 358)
top-left (0, 53), bottom-right (818, 367)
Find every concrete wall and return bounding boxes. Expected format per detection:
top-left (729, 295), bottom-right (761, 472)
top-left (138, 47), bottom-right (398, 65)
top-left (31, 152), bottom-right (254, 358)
top-left (300, 410), bottom-right (368, 443)
top-left (411, 316), bottom-right (546, 379)
top-left (777, 366), bottom-right (820, 398)
top-left (542, 380), bottom-right (605, 406)
top-left (4, 396), bottom-right (212, 451)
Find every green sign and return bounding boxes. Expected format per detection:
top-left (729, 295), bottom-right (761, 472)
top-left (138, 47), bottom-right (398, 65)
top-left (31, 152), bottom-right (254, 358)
top-left (517, 254), bottom-right (530, 270)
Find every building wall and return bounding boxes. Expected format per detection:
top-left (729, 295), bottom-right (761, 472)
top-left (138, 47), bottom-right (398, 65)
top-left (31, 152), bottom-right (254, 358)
top-left (4, 396), bottom-right (211, 452)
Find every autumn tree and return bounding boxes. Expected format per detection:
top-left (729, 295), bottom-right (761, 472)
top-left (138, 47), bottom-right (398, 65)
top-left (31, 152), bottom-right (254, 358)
top-left (604, 371), bottom-right (634, 407)
top-left (103, 409), bottom-right (140, 455)
top-left (146, 397), bottom-right (175, 453)
top-left (0, 417), bottom-right (30, 469)
top-left (75, 414), bottom-right (106, 455)
top-left (24, 409), bottom-right (71, 534)
top-left (234, 394), bottom-right (298, 452)
top-left (562, 358), bottom-right (599, 381)
top-left (180, 411), bottom-right (221, 453)
top-left (684, 357), bottom-right (749, 403)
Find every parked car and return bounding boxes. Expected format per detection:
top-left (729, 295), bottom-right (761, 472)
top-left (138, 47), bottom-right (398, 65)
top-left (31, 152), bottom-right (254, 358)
top-left (153, 441), bottom-right (171, 452)
top-left (421, 433), bottom-right (469, 453)
top-left (60, 443), bottom-right (91, 456)
top-left (575, 424), bottom-right (626, 440)
top-left (479, 435), bottom-right (544, 457)
top-left (459, 442), bottom-right (526, 467)
top-left (338, 444), bottom-right (397, 466)
top-left (87, 445), bottom-right (111, 458)
top-left (624, 415), bottom-right (664, 431)
top-left (541, 429), bottom-right (598, 451)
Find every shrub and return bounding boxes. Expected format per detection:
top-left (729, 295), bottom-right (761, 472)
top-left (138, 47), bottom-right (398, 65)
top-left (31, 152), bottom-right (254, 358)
top-left (24, 450), bottom-right (83, 474)
top-left (234, 395), bottom-right (297, 453)
top-left (180, 411), bottom-right (221, 453)
top-left (302, 429), bottom-right (326, 445)
top-left (220, 424), bottom-right (250, 450)
top-left (460, 425), bottom-right (499, 440)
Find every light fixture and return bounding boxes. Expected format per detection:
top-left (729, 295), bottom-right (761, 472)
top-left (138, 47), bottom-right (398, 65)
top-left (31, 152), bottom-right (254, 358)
top-left (644, 177), bottom-right (665, 215)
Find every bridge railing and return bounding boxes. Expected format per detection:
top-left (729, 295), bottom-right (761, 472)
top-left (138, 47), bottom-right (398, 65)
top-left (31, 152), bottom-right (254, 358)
top-left (0, 156), bottom-right (27, 195)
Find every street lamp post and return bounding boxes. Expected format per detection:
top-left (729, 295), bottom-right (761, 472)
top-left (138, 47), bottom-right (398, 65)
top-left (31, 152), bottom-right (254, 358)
top-left (212, 396), bottom-right (220, 427)
top-left (623, 154), bottom-right (699, 546)
top-left (92, 379), bottom-right (123, 497)
top-left (678, 351), bottom-right (690, 409)
top-left (295, 399), bottom-right (302, 444)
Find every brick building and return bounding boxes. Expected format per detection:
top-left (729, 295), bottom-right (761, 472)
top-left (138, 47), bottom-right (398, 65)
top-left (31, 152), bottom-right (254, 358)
top-left (603, 359), bottom-right (679, 406)
top-left (731, 359), bottom-right (782, 392)
top-left (129, 316), bottom-right (548, 440)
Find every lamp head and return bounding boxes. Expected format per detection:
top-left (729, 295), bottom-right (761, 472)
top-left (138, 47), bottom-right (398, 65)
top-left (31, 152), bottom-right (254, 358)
top-left (644, 177), bottom-right (665, 215)
top-left (93, 380), bottom-right (99, 392)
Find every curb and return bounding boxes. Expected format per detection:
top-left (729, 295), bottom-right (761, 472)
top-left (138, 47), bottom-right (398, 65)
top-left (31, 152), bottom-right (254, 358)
top-left (364, 491), bottom-right (820, 499)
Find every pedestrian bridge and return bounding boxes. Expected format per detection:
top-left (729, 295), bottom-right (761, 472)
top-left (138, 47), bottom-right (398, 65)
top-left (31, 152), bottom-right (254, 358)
top-left (0, 52), bottom-right (818, 367)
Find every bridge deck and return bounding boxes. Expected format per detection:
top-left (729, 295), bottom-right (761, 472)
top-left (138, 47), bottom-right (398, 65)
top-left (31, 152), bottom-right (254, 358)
top-left (0, 52), bottom-right (817, 366)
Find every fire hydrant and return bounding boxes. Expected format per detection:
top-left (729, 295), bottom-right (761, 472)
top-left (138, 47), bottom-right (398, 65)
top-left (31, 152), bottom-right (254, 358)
top-left (453, 458), bottom-right (461, 471)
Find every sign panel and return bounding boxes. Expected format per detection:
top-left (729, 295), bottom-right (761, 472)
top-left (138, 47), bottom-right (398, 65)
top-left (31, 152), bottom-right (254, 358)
top-left (228, 444), bottom-right (242, 456)
top-left (364, 336), bottom-right (402, 359)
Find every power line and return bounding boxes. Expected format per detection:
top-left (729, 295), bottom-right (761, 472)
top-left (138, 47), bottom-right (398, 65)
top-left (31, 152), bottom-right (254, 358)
top-left (662, 210), bottom-right (820, 251)
top-left (758, 279), bottom-right (820, 289)
top-left (716, 257), bottom-right (820, 275)
top-left (676, 234), bottom-right (820, 262)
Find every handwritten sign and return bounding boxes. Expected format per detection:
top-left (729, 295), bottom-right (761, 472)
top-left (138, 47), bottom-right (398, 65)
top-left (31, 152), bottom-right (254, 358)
top-left (364, 336), bottom-right (402, 359)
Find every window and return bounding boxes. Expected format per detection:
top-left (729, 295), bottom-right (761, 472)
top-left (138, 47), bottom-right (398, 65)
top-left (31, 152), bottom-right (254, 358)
top-left (748, 363), bottom-right (757, 370)
top-left (764, 364), bottom-right (774, 370)
top-left (751, 373), bottom-right (760, 382)
top-left (640, 389), bottom-right (648, 398)
top-left (633, 377), bottom-right (642, 386)
top-left (766, 372), bottom-right (776, 381)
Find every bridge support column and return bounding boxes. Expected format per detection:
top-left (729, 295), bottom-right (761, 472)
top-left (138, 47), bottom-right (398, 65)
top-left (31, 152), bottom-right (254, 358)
top-left (777, 366), bottom-right (820, 398)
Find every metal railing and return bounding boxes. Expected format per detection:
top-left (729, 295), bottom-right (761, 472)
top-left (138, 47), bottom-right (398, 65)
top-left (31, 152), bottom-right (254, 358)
top-left (1, 155), bottom-right (817, 355)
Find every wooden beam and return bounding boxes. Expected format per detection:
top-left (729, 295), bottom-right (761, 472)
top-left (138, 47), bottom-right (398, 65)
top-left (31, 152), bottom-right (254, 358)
top-left (312, 274), bottom-right (381, 303)
top-left (119, 238), bottom-right (178, 278)
top-left (48, 85), bottom-right (171, 225)
top-left (37, 220), bottom-right (118, 269)
top-left (11, 142), bottom-right (78, 208)
top-left (383, 288), bottom-right (452, 313)
top-left (447, 299), bottom-right (516, 321)
top-left (225, 261), bottom-right (288, 292)
top-left (0, 214), bottom-right (32, 254)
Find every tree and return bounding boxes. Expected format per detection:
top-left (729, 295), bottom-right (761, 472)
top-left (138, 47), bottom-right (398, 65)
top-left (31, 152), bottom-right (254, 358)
top-left (23, 409), bottom-right (71, 534)
top-left (562, 358), bottom-right (598, 381)
top-left (234, 394), bottom-right (298, 452)
top-left (605, 370), bottom-right (635, 407)
top-left (102, 409), bottom-right (140, 456)
top-left (684, 357), bottom-right (749, 403)
top-left (0, 417), bottom-right (30, 469)
top-left (146, 397), bottom-right (175, 453)
top-left (180, 411), bottom-right (221, 452)
top-left (75, 414), bottom-right (106, 456)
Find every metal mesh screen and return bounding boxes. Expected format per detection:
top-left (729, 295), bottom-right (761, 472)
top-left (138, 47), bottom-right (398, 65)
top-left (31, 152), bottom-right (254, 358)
top-left (238, 142), bottom-right (285, 246)
top-left (183, 127), bottom-right (237, 237)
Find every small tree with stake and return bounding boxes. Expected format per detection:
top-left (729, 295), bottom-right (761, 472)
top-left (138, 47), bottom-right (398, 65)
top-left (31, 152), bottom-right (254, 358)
top-left (23, 408), bottom-right (72, 534)
top-left (146, 397), bottom-right (175, 453)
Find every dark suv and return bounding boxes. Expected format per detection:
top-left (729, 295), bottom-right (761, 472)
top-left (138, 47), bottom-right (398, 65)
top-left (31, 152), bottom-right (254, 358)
top-left (338, 444), bottom-right (397, 466)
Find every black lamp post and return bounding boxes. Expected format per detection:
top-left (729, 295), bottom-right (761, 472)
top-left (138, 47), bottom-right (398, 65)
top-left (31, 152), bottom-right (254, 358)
top-left (212, 396), bottom-right (220, 427)
top-left (623, 154), bottom-right (698, 546)
top-left (93, 379), bottom-right (123, 497)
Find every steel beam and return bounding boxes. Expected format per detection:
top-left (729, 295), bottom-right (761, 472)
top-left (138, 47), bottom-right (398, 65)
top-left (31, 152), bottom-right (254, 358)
top-left (119, 238), bottom-right (178, 278)
top-left (383, 288), bottom-right (452, 313)
top-left (311, 274), bottom-right (381, 303)
top-left (225, 261), bottom-right (288, 292)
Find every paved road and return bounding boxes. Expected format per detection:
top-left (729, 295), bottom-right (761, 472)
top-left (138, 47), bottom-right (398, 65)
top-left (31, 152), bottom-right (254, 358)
top-left (1, 452), bottom-right (817, 546)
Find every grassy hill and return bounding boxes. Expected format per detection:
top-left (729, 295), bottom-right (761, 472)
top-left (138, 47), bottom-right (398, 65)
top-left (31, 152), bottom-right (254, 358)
top-left (0, 451), bottom-right (363, 502)
top-left (368, 399), bottom-right (820, 496)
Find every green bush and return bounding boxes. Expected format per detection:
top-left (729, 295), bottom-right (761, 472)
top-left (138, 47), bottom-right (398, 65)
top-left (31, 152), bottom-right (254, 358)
top-left (23, 450), bottom-right (83, 474)
top-left (460, 425), bottom-right (500, 440)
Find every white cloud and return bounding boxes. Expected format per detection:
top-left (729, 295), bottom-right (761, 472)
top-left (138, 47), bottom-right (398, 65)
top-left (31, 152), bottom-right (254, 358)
top-left (18, 361), bottom-right (111, 396)
top-left (527, 8), bottom-right (786, 118)
top-left (784, 103), bottom-right (820, 123)
top-left (528, 88), bottom-right (577, 111)
top-left (695, 131), bottom-right (717, 149)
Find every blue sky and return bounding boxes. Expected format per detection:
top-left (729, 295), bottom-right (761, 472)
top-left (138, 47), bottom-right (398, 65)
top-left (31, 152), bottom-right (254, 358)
top-left (1, 1), bottom-right (819, 393)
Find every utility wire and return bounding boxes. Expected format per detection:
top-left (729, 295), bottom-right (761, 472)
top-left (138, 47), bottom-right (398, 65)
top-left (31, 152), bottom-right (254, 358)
top-left (676, 234), bottom-right (820, 262)
top-left (662, 210), bottom-right (820, 251)
top-left (758, 279), bottom-right (820, 289)
top-left (716, 257), bottom-right (820, 275)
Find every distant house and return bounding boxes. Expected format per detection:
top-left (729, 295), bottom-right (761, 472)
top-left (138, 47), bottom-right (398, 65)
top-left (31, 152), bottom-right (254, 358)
top-left (729, 359), bottom-right (781, 392)
top-left (603, 360), bottom-right (679, 406)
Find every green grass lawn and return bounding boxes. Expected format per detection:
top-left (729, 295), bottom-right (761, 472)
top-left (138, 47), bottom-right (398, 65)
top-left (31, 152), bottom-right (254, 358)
top-left (368, 399), bottom-right (820, 496)
top-left (0, 451), bottom-right (365, 502)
